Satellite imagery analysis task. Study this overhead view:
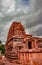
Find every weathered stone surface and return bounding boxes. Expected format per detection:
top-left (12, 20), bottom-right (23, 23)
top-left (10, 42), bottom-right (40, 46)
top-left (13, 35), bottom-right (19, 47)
top-left (1, 22), bottom-right (42, 65)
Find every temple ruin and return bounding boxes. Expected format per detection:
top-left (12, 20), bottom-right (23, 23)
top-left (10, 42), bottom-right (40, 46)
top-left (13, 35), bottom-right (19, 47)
top-left (0, 22), bottom-right (42, 65)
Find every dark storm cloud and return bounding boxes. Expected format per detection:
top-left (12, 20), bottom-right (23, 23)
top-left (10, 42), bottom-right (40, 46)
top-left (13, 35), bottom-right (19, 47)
top-left (25, 12), bottom-right (42, 28)
top-left (35, 0), bottom-right (42, 10)
top-left (32, 28), bottom-right (42, 36)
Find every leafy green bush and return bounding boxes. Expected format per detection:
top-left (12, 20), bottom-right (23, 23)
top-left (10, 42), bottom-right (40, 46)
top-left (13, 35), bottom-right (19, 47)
top-left (0, 44), bottom-right (5, 55)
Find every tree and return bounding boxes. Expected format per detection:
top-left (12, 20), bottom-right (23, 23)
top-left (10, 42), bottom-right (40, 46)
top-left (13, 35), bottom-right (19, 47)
top-left (0, 40), bottom-right (2, 45)
top-left (0, 40), bottom-right (5, 55)
top-left (0, 44), bottom-right (5, 55)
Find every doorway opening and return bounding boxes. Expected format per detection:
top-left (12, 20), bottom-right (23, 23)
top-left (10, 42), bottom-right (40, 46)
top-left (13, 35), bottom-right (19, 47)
top-left (28, 41), bottom-right (32, 49)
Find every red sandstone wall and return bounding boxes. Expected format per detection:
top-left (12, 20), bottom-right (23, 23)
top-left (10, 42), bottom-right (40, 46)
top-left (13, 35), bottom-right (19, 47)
top-left (18, 51), bottom-right (42, 65)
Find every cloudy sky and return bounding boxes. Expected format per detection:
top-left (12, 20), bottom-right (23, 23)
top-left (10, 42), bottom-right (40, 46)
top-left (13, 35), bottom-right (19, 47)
top-left (0, 0), bottom-right (42, 43)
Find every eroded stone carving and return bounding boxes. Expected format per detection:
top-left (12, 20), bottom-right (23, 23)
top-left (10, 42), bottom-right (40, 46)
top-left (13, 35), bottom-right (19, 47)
top-left (0, 22), bottom-right (42, 65)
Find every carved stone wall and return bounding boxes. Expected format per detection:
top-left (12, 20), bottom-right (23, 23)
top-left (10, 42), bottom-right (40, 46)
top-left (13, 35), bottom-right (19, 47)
top-left (2, 22), bottom-right (42, 65)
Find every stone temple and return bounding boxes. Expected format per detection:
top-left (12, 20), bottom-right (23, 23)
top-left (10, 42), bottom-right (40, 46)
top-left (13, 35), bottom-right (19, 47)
top-left (0, 22), bottom-right (42, 65)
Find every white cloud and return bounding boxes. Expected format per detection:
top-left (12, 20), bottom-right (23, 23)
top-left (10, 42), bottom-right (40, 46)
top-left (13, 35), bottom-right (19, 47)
top-left (0, 13), bottom-right (4, 17)
top-left (17, 10), bottom-right (41, 21)
top-left (4, 21), bottom-right (12, 30)
top-left (6, 1), bottom-right (15, 15)
top-left (2, 42), bottom-right (5, 44)
top-left (2, 0), bottom-right (14, 8)
top-left (26, 24), bottom-right (42, 33)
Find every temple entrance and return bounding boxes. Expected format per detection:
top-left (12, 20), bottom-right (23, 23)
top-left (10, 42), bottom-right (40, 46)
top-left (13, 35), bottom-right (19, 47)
top-left (28, 41), bottom-right (32, 49)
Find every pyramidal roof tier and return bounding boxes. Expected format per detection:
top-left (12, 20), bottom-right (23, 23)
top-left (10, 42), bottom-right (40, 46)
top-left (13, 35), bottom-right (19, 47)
top-left (7, 22), bottom-right (25, 42)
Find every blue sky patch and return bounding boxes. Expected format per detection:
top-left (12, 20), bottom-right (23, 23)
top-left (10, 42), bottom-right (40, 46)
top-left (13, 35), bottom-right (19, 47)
top-left (22, 0), bottom-right (30, 6)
